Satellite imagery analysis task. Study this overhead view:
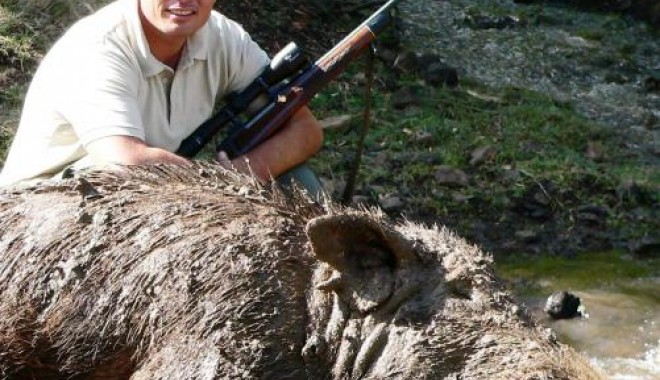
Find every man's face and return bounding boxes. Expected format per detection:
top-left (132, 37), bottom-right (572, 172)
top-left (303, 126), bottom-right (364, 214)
top-left (139, 0), bottom-right (216, 40)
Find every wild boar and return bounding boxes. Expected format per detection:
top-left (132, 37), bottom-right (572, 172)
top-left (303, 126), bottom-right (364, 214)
top-left (0, 163), bottom-right (603, 379)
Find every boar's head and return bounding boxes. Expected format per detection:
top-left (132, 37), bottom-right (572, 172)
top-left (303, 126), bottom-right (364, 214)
top-left (303, 211), bottom-right (602, 380)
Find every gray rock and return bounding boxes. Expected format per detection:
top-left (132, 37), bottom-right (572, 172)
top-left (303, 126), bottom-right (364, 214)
top-left (515, 229), bottom-right (540, 243)
top-left (469, 145), bottom-right (497, 166)
top-left (433, 165), bottom-right (469, 186)
top-left (319, 114), bottom-right (353, 131)
top-left (392, 86), bottom-right (421, 109)
top-left (421, 62), bottom-right (459, 88)
top-left (628, 236), bottom-right (660, 258)
top-left (378, 193), bottom-right (405, 210)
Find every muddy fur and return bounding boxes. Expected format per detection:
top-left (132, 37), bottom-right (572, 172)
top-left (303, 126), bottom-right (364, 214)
top-left (0, 163), bottom-right (603, 379)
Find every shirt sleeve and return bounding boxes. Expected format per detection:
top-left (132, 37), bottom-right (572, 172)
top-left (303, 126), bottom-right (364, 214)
top-left (57, 39), bottom-right (145, 146)
top-left (220, 17), bottom-right (271, 94)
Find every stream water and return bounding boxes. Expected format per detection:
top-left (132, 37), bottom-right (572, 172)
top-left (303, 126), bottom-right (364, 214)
top-left (522, 280), bottom-right (659, 379)
top-left (498, 251), bottom-right (659, 379)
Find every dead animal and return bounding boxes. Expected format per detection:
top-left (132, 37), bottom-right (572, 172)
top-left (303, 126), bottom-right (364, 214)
top-left (0, 163), bottom-right (604, 379)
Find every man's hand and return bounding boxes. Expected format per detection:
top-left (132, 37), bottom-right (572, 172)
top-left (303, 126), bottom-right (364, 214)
top-left (86, 136), bottom-right (191, 166)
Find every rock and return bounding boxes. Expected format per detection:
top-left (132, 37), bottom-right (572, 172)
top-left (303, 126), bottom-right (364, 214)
top-left (351, 194), bottom-right (371, 207)
top-left (500, 166), bottom-right (522, 184)
top-left (351, 72), bottom-right (366, 84)
top-left (368, 151), bottom-right (390, 168)
top-left (576, 204), bottom-right (611, 225)
top-left (375, 47), bottom-right (398, 66)
top-left (515, 229), bottom-right (540, 243)
top-left (433, 165), bottom-right (469, 187)
top-left (469, 145), bottom-right (497, 166)
top-left (642, 70), bottom-right (660, 93)
top-left (544, 291), bottom-right (582, 320)
top-left (396, 151), bottom-right (444, 166)
top-left (392, 86), bottom-right (421, 109)
top-left (319, 114), bottom-right (353, 131)
top-left (628, 236), bottom-right (660, 258)
top-left (415, 53), bottom-right (458, 87)
top-left (392, 51), bottom-right (419, 73)
top-left (643, 110), bottom-right (659, 130)
top-left (451, 192), bottom-right (473, 203)
top-left (319, 177), bottom-right (344, 197)
top-left (393, 52), bottom-right (459, 87)
top-left (421, 62), bottom-right (459, 88)
top-left (402, 128), bottom-right (436, 146)
top-left (378, 193), bottom-right (405, 211)
top-left (515, 183), bottom-right (555, 221)
top-left (585, 140), bottom-right (604, 161)
top-left (464, 14), bottom-right (525, 30)
top-left (616, 180), bottom-right (657, 205)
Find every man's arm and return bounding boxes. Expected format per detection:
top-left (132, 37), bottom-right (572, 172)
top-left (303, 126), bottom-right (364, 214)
top-left (221, 106), bottom-right (323, 182)
top-left (86, 136), bottom-right (191, 166)
top-left (85, 105), bottom-right (322, 181)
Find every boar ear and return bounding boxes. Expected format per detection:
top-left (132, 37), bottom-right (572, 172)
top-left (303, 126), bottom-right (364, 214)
top-left (305, 214), bottom-right (416, 270)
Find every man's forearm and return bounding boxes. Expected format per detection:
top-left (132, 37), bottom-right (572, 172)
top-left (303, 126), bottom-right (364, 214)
top-left (229, 106), bottom-right (323, 181)
top-left (86, 135), bottom-right (191, 166)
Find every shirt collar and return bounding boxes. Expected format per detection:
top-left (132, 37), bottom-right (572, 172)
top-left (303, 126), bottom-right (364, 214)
top-left (123, 0), bottom-right (209, 77)
top-left (182, 21), bottom-right (209, 67)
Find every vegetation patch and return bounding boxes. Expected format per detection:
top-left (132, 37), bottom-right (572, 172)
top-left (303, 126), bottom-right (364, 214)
top-left (308, 67), bottom-right (658, 255)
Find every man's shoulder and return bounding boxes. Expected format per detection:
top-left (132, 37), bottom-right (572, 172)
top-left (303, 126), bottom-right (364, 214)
top-left (207, 10), bottom-right (251, 38)
top-left (63, 1), bottom-right (131, 45)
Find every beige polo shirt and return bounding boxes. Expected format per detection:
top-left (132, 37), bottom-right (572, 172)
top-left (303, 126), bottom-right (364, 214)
top-left (0, 0), bottom-right (269, 187)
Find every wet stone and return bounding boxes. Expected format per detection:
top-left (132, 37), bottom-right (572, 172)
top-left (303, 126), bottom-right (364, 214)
top-left (544, 291), bottom-right (582, 320)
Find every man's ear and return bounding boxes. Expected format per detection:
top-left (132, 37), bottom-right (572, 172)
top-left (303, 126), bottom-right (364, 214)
top-left (305, 213), bottom-right (417, 313)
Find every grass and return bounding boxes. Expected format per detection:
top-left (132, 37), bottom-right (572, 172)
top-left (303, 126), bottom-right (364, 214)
top-left (310, 69), bottom-right (652, 191)
top-left (306, 59), bottom-right (658, 252)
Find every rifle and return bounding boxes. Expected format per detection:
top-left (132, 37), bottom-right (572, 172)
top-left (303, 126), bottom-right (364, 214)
top-left (176, 0), bottom-right (400, 159)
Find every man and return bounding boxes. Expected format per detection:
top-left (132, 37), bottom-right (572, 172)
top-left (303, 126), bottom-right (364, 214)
top-left (0, 0), bottom-right (323, 190)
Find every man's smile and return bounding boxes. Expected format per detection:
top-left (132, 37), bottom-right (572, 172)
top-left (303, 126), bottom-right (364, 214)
top-left (166, 7), bottom-right (196, 17)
